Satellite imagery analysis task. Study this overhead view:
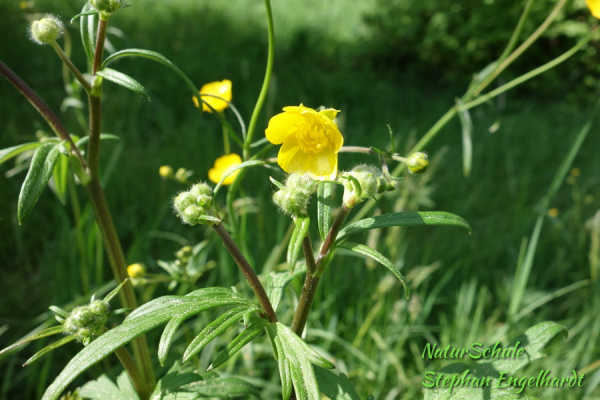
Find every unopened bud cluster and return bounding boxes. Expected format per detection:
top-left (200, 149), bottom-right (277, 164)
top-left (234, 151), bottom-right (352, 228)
top-left (406, 152), bottom-right (429, 175)
top-left (64, 300), bottom-right (109, 344)
top-left (90, 0), bottom-right (122, 15)
top-left (342, 165), bottom-right (381, 208)
top-left (173, 183), bottom-right (216, 225)
top-left (29, 15), bottom-right (63, 45)
top-left (273, 174), bottom-right (315, 217)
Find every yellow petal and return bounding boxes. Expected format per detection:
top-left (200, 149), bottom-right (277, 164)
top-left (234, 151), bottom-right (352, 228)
top-left (277, 137), bottom-right (303, 173)
top-left (215, 153), bottom-right (241, 169)
top-left (303, 149), bottom-right (338, 180)
top-left (208, 153), bottom-right (242, 185)
top-left (319, 108), bottom-right (341, 121)
top-left (587, 0), bottom-right (600, 18)
top-left (198, 79), bottom-right (232, 113)
top-left (266, 112), bottom-right (305, 144)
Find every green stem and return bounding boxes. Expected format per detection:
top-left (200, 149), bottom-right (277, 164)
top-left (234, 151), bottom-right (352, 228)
top-left (114, 346), bottom-right (150, 400)
top-left (212, 223), bottom-right (277, 322)
top-left (243, 0), bottom-right (275, 160)
top-left (49, 41), bottom-right (92, 93)
top-left (92, 17), bottom-right (108, 75)
top-left (221, 112), bottom-right (231, 154)
top-left (291, 205), bottom-right (351, 335)
top-left (461, 35), bottom-right (591, 111)
top-left (497, 0), bottom-right (536, 64)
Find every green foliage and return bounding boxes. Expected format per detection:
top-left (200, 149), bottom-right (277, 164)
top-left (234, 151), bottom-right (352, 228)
top-left (287, 216), bottom-right (310, 271)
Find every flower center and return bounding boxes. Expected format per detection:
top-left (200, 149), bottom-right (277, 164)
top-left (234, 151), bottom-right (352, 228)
top-left (296, 125), bottom-right (331, 154)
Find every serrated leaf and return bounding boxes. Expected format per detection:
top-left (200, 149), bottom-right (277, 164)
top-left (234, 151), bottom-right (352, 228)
top-left (0, 325), bottom-right (64, 357)
top-left (186, 376), bottom-right (260, 398)
top-left (287, 217), bottom-right (310, 271)
top-left (317, 182), bottom-right (333, 241)
top-left (314, 366), bottom-right (361, 400)
top-left (96, 68), bottom-right (149, 98)
top-left (423, 322), bottom-right (567, 400)
top-left (267, 322), bottom-right (334, 400)
top-left (18, 143), bottom-right (62, 224)
top-left (266, 267), bottom-right (306, 312)
top-left (335, 242), bottom-right (409, 298)
top-left (79, 371), bottom-right (140, 400)
top-left (51, 154), bottom-right (69, 205)
top-left (79, 3), bottom-right (97, 65)
top-left (149, 363), bottom-right (202, 400)
top-left (182, 306), bottom-right (259, 364)
top-left (210, 318), bottom-right (267, 370)
top-left (336, 211), bottom-right (472, 244)
top-left (213, 160), bottom-right (265, 197)
top-left (24, 335), bottom-right (75, 366)
top-left (0, 142), bottom-right (42, 165)
top-left (42, 288), bottom-right (253, 400)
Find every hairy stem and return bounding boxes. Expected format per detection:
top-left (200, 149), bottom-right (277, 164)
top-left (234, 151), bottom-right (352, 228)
top-left (49, 41), bottom-right (92, 93)
top-left (212, 223), bottom-right (277, 322)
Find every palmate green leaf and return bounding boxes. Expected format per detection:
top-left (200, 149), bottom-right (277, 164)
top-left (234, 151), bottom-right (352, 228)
top-left (79, 3), bottom-right (97, 65)
top-left (313, 366), bottom-right (361, 400)
top-left (213, 160), bottom-right (265, 197)
top-left (0, 142), bottom-right (43, 165)
top-left (18, 142), bottom-right (62, 224)
top-left (266, 267), bottom-right (306, 312)
top-left (423, 322), bottom-right (567, 400)
top-left (96, 68), bottom-right (149, 98)
top-left (335, 242), bottom-right (409, 298)
top-left (209, 318), bottom-right (268, 371)
top-left (180, 305), bottom-right (260, 364)
top-left (79, 371), bottom-right (139, 400)
top-left (267, 322), bottom-right (334, 400)
top-left (51, 153), bottom-right (69, 205)
top-left (335, 211), bottom-right (472, 244)
top-left (149, 361), bottom-right (202, 399)
top-left (42, 288), bottom-right (254, 400)
top-left (317, 182), bottom-right (333, 241)
top-left (287, 217), bottom-right (310, 271)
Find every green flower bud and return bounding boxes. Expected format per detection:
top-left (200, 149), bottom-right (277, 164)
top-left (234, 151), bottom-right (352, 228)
top-left (181, 205), bottom-right (204, 225)
top-left (273, 174), bottom-right (314, 216)
top-left (190, 182), bottom-right (213, 198)
top-left (176, 246), bottom-right (193, 264)
top-left (173, 192), bottom-right (196, 213)
top-left (29, 15), bottom-right (63, 45)
top-left (196, 194), bottom-right (212, 207)
top-left (342, 165), bottom-right (380, 208)
top-left (90, 0), bottom-right (122, 14)
top-left (406, 152), bottom-right (429, 175)
top-left (286, 174), bottom-right (315, 193)
top-left (64, 300), bottom-right (109, 342)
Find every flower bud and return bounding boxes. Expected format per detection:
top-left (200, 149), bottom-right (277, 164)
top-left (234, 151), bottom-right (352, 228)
top-left (406, 152), bottom-right (429, 175)
top-left (342, 165), bottom-right (380, 208)
top-left (127, 263), bottom-right (145, 278)
top-left (30, 16), bottom-right (63, 45)
top-left (182, 205), bottom-right (204, 225)
top-left (64, 300), bottom-right (109, 342)
top-left (159, 165), bottom-right (174, 179)
top-left (176, 246), bottom-right (193, 264)
top-left (173, 192), bottom-right (196, 213)
top-left (90, 0), bottom-right (122, 14)
top-left (273, 174), bottom-right (314, 216)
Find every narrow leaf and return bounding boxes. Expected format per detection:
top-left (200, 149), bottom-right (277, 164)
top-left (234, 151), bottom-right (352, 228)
top-left (336, 211), bottom-right (471, 244)
top-left (182, 306), bottom-right (258, 363)
top-left (266, 267), bottom-right (306, 312)
top-left (314, 366), bottom-right (361, 400)
top-left (336, 242), bottom-right (409, 298)
top-left (213, 160), bottom-right (265, 197)
top-left (79, 3), bottom-right (97, 65)
top-left (51, 154), bottom-right (69, 205)
top-left (18, 143), bottom-right (61, 224)
top-left (42, 289), bottom-right (252, 400)
top-left (209, 319), bottom-right (267, 370)
top-left (0, 142), bottom-right (42, 165)
top-left (75, 134), bottom-right (119, 148)
top-left (158, 310), bottom-right (202, 366)
top-left (0, 326), bottom-right (64, 356)
top-left (24, 336), bottom-right (75, 366)
top-left (187, 377), bottom-right (260, 398)
top-left (456, 98), bottom-right (473, 177)
top-left (70, 9), bottom-right (98, 24)
top-left (287, 217), bottom-right (310, 271)
top-left (317, 182), bottom-right (333, 241)
top-left (149, 364), bottom-right (201, 400)
top-left (96, 68), bottom-right (149, 98)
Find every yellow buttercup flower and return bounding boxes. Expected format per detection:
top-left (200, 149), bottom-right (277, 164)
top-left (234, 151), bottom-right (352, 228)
top-left (127, 263), bottom-right (145, 278)
top-left (587, 0), bottom-right (600, 18)
top-left (265, 104), bottom-right (343, 180)
top-left (192, 79), bottom-right (232, 113)
top-left (209, 153), bottom-right (242, 185)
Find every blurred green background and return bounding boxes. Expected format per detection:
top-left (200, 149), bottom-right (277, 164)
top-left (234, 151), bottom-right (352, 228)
top-left (1, 0), bottom-right (599, 398)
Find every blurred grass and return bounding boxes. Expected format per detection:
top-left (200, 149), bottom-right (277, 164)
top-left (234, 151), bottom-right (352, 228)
top-left (1, 0), bottom-right (600, 399)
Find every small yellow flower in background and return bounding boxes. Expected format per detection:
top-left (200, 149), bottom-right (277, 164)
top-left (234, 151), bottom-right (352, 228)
top-left (159, 165), bottom-right (174, 179)
top-left (192, 79), bottom-right (232, 113)
top-left (570, 168), bottom-right (581, 177)
top-left (127, 263), bottom-right (145, 278)
top-left (265, 104), bottom-right (344, 180)
top-left (586, 0), bottom-right (600, 18)
top-left (209, 153), bottom-right (242, 185)
top-left (548, 208), bottom-right (559, 218)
